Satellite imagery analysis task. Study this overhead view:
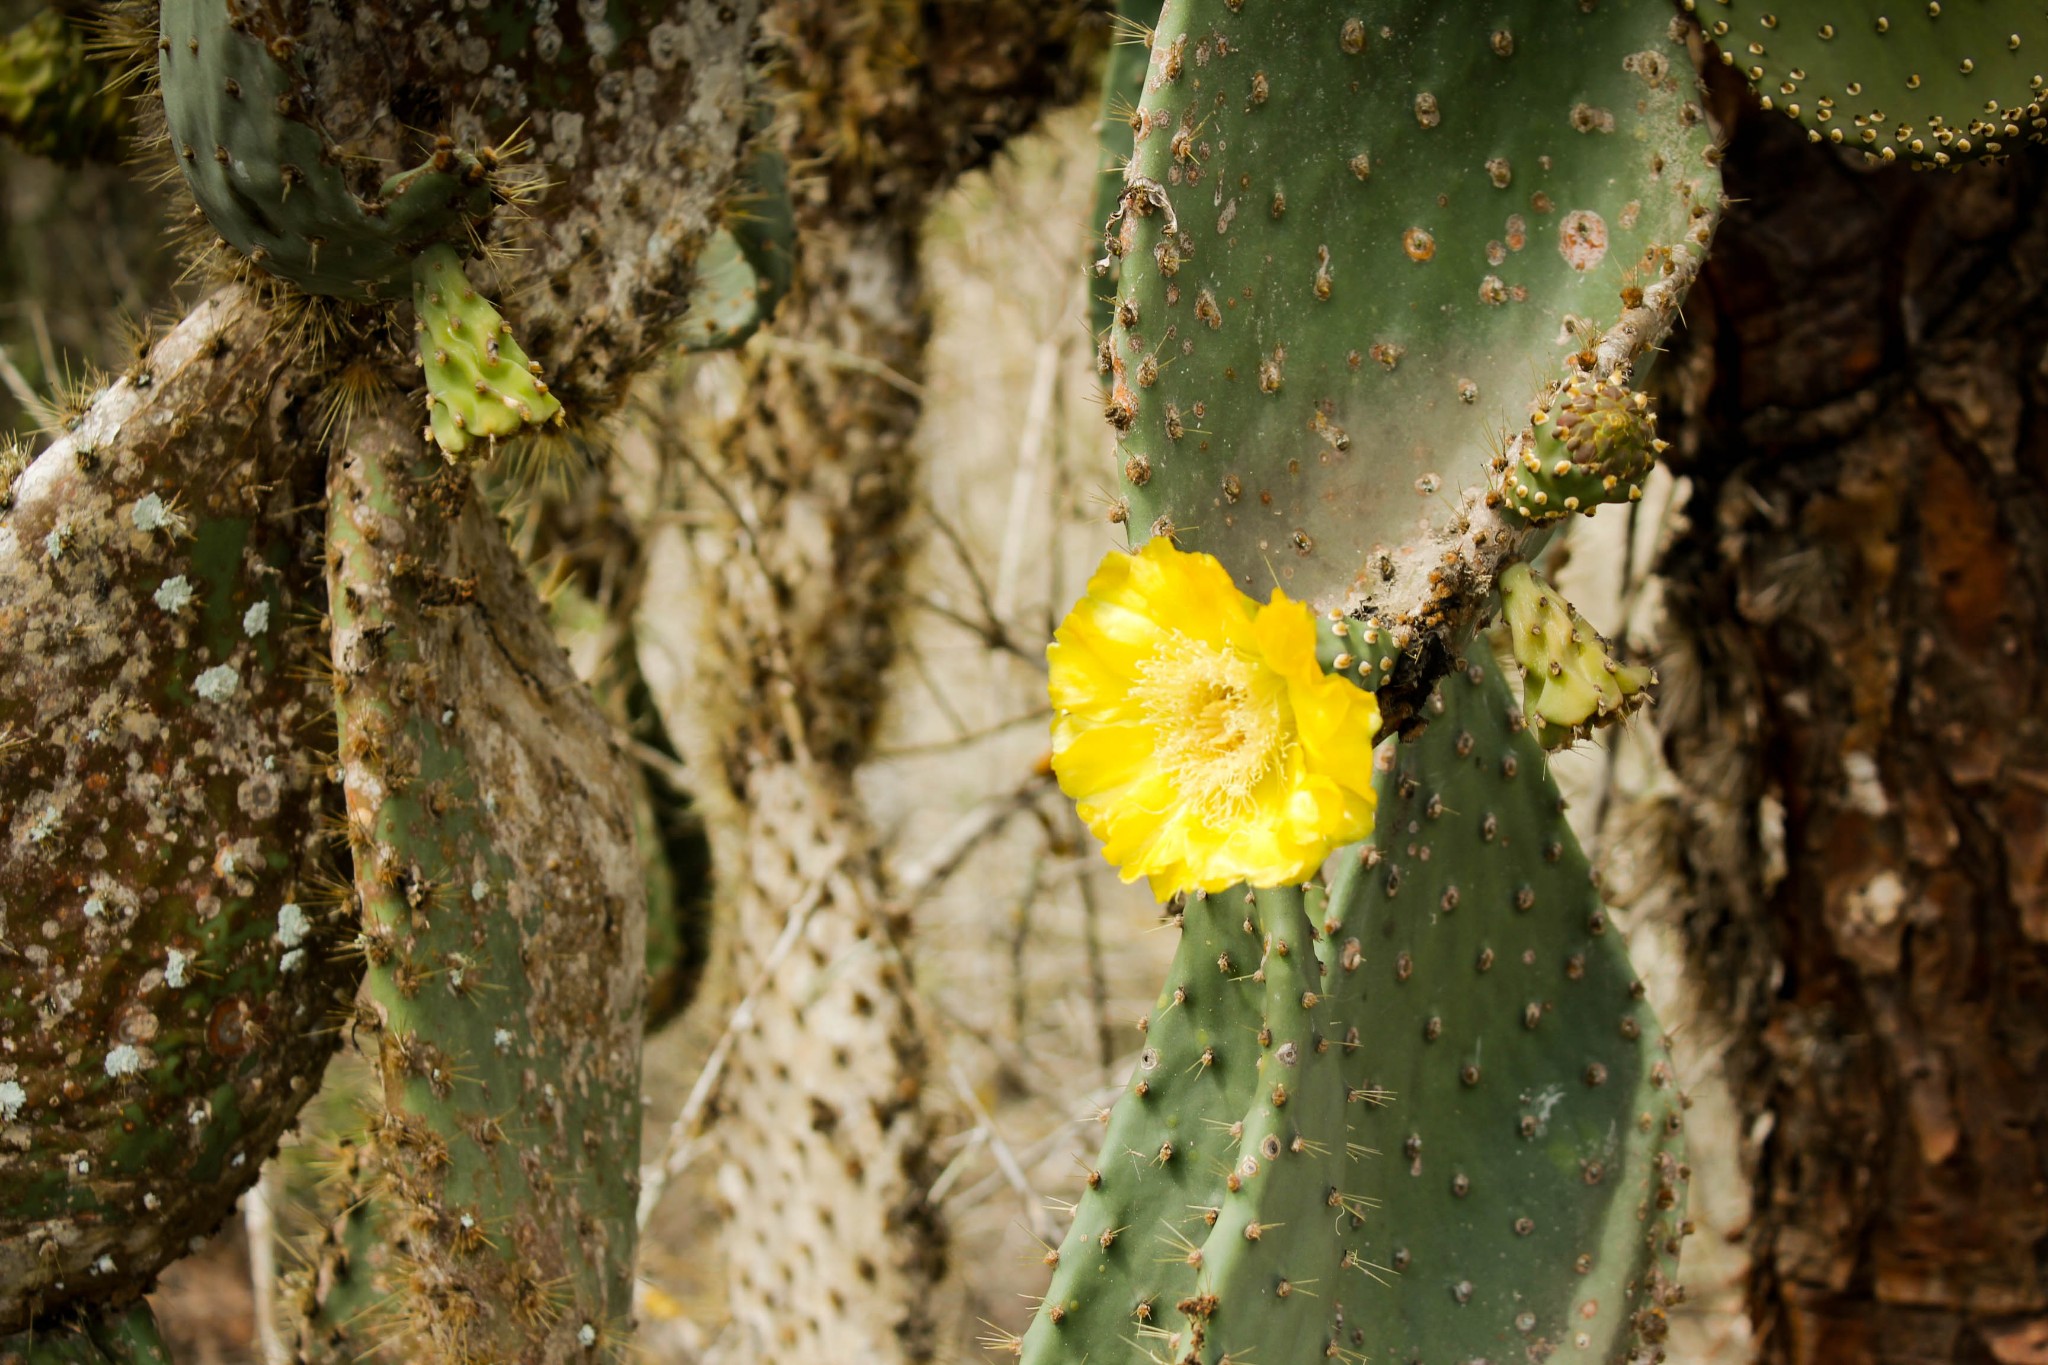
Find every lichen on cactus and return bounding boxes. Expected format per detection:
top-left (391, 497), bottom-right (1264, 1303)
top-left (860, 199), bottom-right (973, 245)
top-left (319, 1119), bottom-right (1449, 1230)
top-left (1692, 1), bottom-right (2048, 166)
top-left (1498, 559), bottom-right (1654, 750)
top-left (1103, 0), bottom-right (1717, 719)
top-left (1328, 647), bottom-right (1688, 1363)
top-left (156, 0), bottom-right (495, 301)
top-left (412, 245), bottom-right (563, 459)
top-left (0, 291), bottom-right (356, 1334)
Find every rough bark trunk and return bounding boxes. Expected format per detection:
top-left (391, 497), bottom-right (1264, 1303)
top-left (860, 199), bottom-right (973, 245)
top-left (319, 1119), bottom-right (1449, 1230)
top-left (1656, 99), bottom-right (2048, 1365)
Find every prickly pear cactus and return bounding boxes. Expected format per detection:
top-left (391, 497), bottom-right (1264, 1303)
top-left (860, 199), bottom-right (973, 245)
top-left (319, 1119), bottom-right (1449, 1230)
top-left (1329, 647), bottom-right (1687, 1363)
top-left (1492, 368), bottom-right (1666, 524)
top-left (156, 0), bottom-right (494, 301)
top-left (677, 140), bottom-right (796, 353)
top-left (412, 245), bottom-right (563, 458)
top-left (1693, 1), bottom-right (2047, 165)
top-left (326, 413), bottom-right (646, 1362)
top-left (1102, 0), bottom-right (1716, 712)
top-left (0, 292), bottom-right (356, 1333)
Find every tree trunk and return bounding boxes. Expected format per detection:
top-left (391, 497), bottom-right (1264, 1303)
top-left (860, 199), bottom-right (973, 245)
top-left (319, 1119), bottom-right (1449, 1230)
top-left (1657, 97), bottom-right (2048, 1365)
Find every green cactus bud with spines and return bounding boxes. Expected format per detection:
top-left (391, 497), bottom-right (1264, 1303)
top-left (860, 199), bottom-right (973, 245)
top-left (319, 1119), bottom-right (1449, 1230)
top-left (0, 292), bottom-right (356, 1335)
top-left (1328, 648), bottom-right (1687, 1364)
top-left (1498, 560), bottom-right (1654, 750)
top-left (157, 0), bottom-right (496, 301)
top-left (1691, 1), bottom-right (2048, 166)
top-left (1314, 607), bottom-right (1412, 693)
top-left (1493, 369), bottom-right (1666, 525)
top-left (412, 245), bottom-right (563, 460)
top-left (327, 418), bottom-right (645, 1363)
top-left (1019, 889), bottom-right (1268, 1363)
top-left (1105, 0), bottom-right (1717, 721)
top-left (0, 9), bottom-right (125, 162)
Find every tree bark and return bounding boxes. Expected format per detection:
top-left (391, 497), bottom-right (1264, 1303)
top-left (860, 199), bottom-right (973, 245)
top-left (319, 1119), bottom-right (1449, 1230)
top-left (1656, 97), bottom-right (2048, 1365)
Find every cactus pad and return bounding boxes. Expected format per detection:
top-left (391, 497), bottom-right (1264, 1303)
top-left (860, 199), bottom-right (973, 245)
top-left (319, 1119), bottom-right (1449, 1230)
top-left (0, 293), bottom-right (355, 1333)
top-left (1329, 648), bottom-right (1687, 1363)
top-left (1493, 369), bottom-right (1665, 524)
top-left (158, 0), bottom-right (494, 299)
top-left (1103, 0), bottom-right (1716, 706)
top-left (1694, 1), bottom-right (2048, 166)
top-left (1498, 561), bottom-right (1653, 750)
top-left (412, 245), bottom-right (563, 459)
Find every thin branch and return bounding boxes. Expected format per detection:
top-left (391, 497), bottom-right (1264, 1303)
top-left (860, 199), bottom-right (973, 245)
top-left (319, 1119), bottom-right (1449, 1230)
top-left (896, 770), bottom-right (1053, 903)
top-left (948, 1058), bottom-right (1055, 1244)
top-left (993, 338), bottom-right (1061, 621)
top-left (754, 333), bottom-right (925, 399)
top-left (873, 706), bottom-right (1051, 760)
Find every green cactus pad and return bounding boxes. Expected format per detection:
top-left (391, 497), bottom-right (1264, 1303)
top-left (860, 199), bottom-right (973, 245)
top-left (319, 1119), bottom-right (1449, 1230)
top-left (158, 0), bottom-right (494, 300)
top-left (1693, 1), bottom-right (2048, 166)
top-left (327, 422), bottom-right (644, 1362)
top-left (677, 142), bottom-right (796, 353)
top-left (1020, 890), bottom-right (1268, 1363)
top-left (1497, 561), bottom-right (1653, 750)
top-left (1088, 12), bottom-right (1156, 342)
top-left (412, 245), bottom-right (563, 459)
top-left (0, 293), bottom-right (356, 1333)
top-left (1105, 0), bottom-right (1716, 702)
top-left (1493, 368), bottom-right (1665, 524)
top-left (1329, 649), bottom-right (1687, 1363)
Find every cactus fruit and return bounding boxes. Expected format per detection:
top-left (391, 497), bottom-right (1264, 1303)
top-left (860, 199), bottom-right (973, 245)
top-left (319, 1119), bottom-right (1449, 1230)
top-left (0, 291), bottom-right (356, 1334)
top-left (1327, 647), bottom-right (1687, 1364)
top-left (1692, 2), bottom-right (2048, 166)
top-left (0, 9), bottom-right (125, 162)
top-left (1492, 368), bottom-right (1666, 525)
top-left (412, 245), bottom-right (563, 460)
top-left (156, 0), bottom-right (495, 301)
top-left (1102, 0), bottom-right (1716, 716)
top-left (1498, 560), bottom-right (1654, 750)
top-left (326, 417), bottom-right (645, 1362)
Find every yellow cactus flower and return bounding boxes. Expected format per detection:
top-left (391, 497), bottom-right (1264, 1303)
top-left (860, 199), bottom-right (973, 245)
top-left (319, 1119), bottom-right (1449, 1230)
top-left (1048, 539), bottom-right (1382, 899)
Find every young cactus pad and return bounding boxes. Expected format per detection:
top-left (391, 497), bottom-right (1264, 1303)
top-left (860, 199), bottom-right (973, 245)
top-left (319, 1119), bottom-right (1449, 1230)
top-left (1104, 0), bottom-right (1717, 689)
top-left (413, 244), bottom-right (564, 460)
top-left (1498, 560), bottom-right (1653, 750)
top-left (1328, 648), bottom-right (1687, 1363)
top-left (1492, 368), bottom-right (1666, 524)
top-left (158, 0), bottom-right (494, 299)
top-left (1691, 1), bottom-right (2048, 166)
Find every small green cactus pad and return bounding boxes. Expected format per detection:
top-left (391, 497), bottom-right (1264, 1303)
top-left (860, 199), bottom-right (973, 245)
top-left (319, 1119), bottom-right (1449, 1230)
top-left (2, 1300), bottom-right (174, 1365)
top-left (1498, 560), bottom-right (1653, 749)
top-left (158, 0), bottom-right (495, 300)
top-left (1692, 1), bottom-right (2048, 166)
top-left (0, 292), bottom-right (355, 1333)
top-left (677, 142), bottom-right (795, 352)
top-left (1329, 649), bottom-right (1687, 1364)
top-left (327, 422), bottom-right (645, 1363)
top-left (1313, 606), bottom-right (1412, 692)
top-left (1019, 890), bottom-right (1267, 1363)
top-left (1493, 369), bottom-right (1665, 524)
top-left (412, 245), bottom-right (563, 459)
top-left (1106, 0), bottom-right (1717, 682)
top-left (0, 9), bottom-right (124, 162)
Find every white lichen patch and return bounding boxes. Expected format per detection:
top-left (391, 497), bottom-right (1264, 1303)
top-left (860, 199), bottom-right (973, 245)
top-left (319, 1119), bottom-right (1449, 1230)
top-left (165, 947), bottom-right (192, 988)
top-left (275, 902), bottom-right (308, 947)
top-left (132, 492), bottom-right (170, 531)
top-left (104, 1044), bottom-right (147, 1077)
top-left (243, 600), bottom-right (270, 636)
top-left (154, 575), bottom-right (195, 612)
top-left (278, 948), bottom-right (305, 974)
top-left (0, 1079), bottom-right (25, 1121)
top-left (193, 663), bottom-right (240, 701)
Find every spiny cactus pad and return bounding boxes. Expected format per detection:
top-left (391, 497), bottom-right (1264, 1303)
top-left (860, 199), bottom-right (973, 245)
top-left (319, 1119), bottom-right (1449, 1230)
top-left (412, 245), bottom-right (563, 459)
top-left (1493, 368), bottom-right (1665, 524)
top-left (1328, 648), bottom-right (1687, 1364)
top-left (1692, 1), bottom-right (2048, 166)
top-left (677, 141), bottom-right (795, 353)
top-left (327, 423), bottom-right (644, 1363)
top-left (1103, 0), bottom-right (1716, 707)
top-left (158, 0), bottom-right (494, 299)
top-left (1498, 560), bottom-right (1653, 749)
top-left (0, 293), bottom-right (355, 1333)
